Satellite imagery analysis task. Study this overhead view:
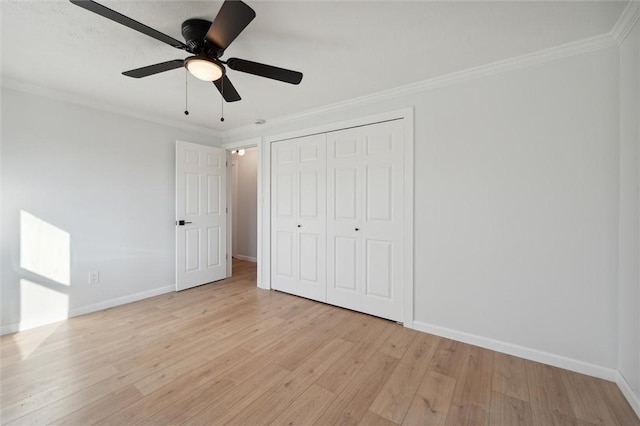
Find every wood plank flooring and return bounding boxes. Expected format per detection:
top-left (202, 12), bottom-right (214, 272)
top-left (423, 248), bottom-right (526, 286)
top-left (1, 259), bottom-right (638, 425)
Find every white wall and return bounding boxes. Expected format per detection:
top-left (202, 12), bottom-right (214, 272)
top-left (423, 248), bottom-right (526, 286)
top-left (414, 49), bottom-right (619, 372)
top-left (231, 148), bottom-right (258, 261)
top-left (618, 17), bottom-right (640, 409)
top-left (228, 46), bottom-right (621, 372)
top-left (1, 88), bottom-right (220, 333)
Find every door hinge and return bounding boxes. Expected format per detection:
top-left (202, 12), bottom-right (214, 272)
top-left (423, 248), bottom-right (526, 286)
top-left (226, 207), bottom-right (228, 213)
top-left (226, 254), bottom-right (228, 260)
top-left (226, 161), bottom-right (228, 167)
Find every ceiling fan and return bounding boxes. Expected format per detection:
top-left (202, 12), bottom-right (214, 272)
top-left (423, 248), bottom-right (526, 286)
top-left (69, 0), bottom-right (303, 102)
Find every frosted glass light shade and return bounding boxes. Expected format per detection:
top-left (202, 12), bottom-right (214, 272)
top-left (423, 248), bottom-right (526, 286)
top-left (186, 57), bottom-right (223, 82)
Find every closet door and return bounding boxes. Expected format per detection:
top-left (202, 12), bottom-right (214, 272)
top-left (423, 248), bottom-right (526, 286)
top-left (296, 135), bottom-right (327, 301)
top-left (326, 128), bottom-right (363, 312)
top-left (361, 120), bottom-right (404, 320)
top-left (271, 139), bottom-right (298, 294)
top-left (327, 120), bottom-right (404, 321)
top-left (271, 134), bottom-right (326, 302)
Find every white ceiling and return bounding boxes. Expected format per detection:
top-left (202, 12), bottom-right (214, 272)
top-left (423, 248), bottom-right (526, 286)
top-left (1, 1), bottom-right (628, 132)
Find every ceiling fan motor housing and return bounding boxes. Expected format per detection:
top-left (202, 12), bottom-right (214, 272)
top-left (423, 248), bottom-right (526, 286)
top-left (181, 18), bottom-right (220, 56)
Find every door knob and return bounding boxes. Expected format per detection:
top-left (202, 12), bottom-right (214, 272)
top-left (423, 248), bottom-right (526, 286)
top-left (355, 228), bottom-right (360, 231)
top-left (297, 224), bottom-right (301, 228)
top-left (177, 220), bottom-right (193, 226)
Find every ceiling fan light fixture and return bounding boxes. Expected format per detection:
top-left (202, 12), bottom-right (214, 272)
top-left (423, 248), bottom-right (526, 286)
top-left (185, 57), bottom-right (223, 82)
top-left (70, 0), bottom-right (302, 103)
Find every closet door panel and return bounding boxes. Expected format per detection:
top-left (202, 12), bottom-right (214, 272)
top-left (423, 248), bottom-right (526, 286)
top-left (299, 234), bottom-right (319, 282)
top-left (271, 140), bottom-right (298, 293)
top-left (327, 128), bottom-right (363, 310)
top-left (334, 168), bottom-right (359, 220)
top-left (274, 231), bottom-right (296, 292)
top-left (361, 120), bottom-right (404, 320)
top-left (296, 134), bottom-right (326, 302)
top-left (330, 235), bottom-right (362, 311)
top-left (365, 239), bottom-right (393, 298)
top-left (365, 164), bottom-right (392, 222)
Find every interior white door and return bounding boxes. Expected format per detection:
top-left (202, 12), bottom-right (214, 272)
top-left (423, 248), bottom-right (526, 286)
top-left (176, 140), bottom-right (227, 291)
top-left (296, 135), bottom-right (326, 301)
top-left (326, 127), bottom-right (363, 312)
top-left (360, 121), bottom-right (404, 320)
top-left (271, 139), bottom-right (298, 294)
top-left (271, 134), bottom-right (326, 302)
top-left (327, 120), bottom-right (404, 321)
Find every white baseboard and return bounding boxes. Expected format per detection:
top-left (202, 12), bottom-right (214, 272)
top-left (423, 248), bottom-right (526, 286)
top-left (412, 321), bottom-right (618, 382)
top-left (0, 322), bottom-right (20, 336)
top-left (616, 371), bottom-right (640, 419)
top-left (234, 255), bottom-right (257, 263)
top-left (0, 285), bottom-right (175, 336)
top-left (69, 285), bottom-right (174, 317)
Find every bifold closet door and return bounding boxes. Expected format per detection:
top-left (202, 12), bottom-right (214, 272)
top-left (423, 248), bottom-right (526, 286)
top-left (326, 120), bottom-right (404, 321)
top-left (271, 134), bottom-right (327, 302)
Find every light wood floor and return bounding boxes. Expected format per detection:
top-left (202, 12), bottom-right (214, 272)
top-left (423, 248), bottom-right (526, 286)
top-left (1, 259), bottom-right (638, 426)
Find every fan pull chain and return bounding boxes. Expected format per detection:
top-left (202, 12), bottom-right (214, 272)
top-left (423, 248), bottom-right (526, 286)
top-left (184, 70), bottom-right (189, 116)
top-left (220, 78), bottom-right (225, 122)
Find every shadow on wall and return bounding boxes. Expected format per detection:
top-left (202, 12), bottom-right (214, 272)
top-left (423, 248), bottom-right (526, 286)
top-left (7, 210), bottom-right (71, 359)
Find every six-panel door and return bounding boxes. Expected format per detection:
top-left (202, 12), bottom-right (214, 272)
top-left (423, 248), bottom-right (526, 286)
top-left (271, 134), bottom-right (327, 302)
top-left (270, 120), bottom-right (403, 321)
top-left (326, 120), bottom-right (404, 321)
top-left (176, 141), bottom-right (227, 291)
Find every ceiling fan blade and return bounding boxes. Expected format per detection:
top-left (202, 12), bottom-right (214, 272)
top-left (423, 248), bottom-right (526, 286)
top-left (69, 0), bottom-right (187, 50)
top-left (226, 58), bottom-right (303, 84)
top-left (205, 0), bottom-right (256, 50)
top-left (213, 75), bottom-right (241, 102)
top-left (122, 60), bottom-right (184, 78)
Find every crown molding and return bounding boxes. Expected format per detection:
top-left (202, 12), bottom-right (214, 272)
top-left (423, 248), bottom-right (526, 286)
top-left (223, 32), bottom-right (617, 139)
top-left (1, 78), bottom-right (223, 139)
top-left (612, 1), bottom-right (640, 44)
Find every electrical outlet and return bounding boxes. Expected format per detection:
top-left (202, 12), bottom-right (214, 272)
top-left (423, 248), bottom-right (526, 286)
top-left (88, 271), bottom-right (100, 284)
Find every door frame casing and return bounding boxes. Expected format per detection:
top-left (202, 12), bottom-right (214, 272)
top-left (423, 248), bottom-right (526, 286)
top-left (222, 137), bottom-right (262, 279)
top-left (260, 107), bottom-right (415, 328)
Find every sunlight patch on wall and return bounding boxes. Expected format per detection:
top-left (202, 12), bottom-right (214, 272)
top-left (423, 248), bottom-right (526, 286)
top-left (19, 279), bottom-right (69, 331)
top-left (20, 210), bottom-right (70, 285)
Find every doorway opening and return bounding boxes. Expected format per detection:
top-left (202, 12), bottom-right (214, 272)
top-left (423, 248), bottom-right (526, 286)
top-left (227, 144), bottom-right (259, 280)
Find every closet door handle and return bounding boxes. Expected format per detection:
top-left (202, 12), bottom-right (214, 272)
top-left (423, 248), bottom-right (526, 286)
top-left (297, 225), bottom-right (301, 228)
top-left (355, 228), bottom-right (360, 231)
